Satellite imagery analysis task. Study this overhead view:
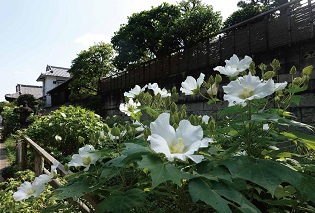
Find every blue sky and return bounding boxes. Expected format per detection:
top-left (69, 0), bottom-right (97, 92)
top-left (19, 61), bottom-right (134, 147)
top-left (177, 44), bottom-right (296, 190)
top-left (0, 0), bottom-right (239, 101)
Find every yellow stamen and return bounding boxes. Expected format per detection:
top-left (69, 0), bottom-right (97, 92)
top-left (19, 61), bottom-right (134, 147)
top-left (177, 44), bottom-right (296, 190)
top-left (170, 138), bottom-right (185, 154)
top-left (82, 156), bottom-right (92, 166)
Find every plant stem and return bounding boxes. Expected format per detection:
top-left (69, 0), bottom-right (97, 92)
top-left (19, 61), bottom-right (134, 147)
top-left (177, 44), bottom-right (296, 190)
top-left (247, 101), bottom-right (252, 157)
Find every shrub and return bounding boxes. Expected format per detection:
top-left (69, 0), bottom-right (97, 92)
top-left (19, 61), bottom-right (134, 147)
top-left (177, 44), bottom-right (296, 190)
top-left (1, 106), bottom-right (19, 140)
top-left (0, 170), bottom-right (78, 212)
top-left (25, 105), bottom-right (106, 156)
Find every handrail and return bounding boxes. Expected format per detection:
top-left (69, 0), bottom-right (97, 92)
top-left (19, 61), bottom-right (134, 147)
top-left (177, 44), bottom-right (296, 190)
top-left (16, 135), bottom-right (98, 213)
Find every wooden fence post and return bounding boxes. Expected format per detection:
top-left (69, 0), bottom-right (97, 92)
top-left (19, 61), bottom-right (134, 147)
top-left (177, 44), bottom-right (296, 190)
top-left (34, 152), bottom-right (44, 176)
top-left (16, 138), bottom-right (27, 170)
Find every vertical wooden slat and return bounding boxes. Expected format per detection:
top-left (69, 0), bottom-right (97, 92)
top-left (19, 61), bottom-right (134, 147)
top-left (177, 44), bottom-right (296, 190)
top-left (34, 152), bottom-right (44, 176)
top-left (308, 0), bottom-right (314, 38)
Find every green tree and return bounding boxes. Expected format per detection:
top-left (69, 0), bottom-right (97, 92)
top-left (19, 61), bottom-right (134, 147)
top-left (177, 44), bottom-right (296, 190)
top-left (176, 0), bottom-right (222, 47)
top-left (223, 0), bottom-right (290, 28)
top-left (111, 1), bottom-right (222, 70)
top-left (15, 94), bottom-right (37, 110)
top-left (69, 42), bottom-right (114, 100)
top-left (223, 4), bottom-right (266, 28)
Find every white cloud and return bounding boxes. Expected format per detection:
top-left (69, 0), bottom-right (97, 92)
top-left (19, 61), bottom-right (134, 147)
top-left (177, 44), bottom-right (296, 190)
top-left (75, 33), bottom-right (110, 48)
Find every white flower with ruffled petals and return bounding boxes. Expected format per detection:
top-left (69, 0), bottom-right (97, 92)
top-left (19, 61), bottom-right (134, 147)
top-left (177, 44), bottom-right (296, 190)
top-left (223, 73), bottom-right (275, 106)
top-left (274, 81), bottom-right (287, 91)
top-left (13, 181), bottom-right (46, 201)
top-left (119, 99), bottom-right (141, 116)
top-left (148, 83), bottom-right (171, 98)
top-left (68, 145), bottom-right (100, 171)
top-left (180, 73), bottom-right (205, 95)
top-left (124, 85), bottom-right (147, 98)
top-left (214, 54), bottom-right (252, 77)
top-left (33, 160), bottom-right (60, 185)
top-left (148, 113), bottom-right (212, 163)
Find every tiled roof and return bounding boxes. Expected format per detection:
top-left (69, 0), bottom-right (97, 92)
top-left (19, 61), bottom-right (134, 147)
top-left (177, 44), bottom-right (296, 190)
top-left (5, 84), bottom-right (43, 101)
top-left (37, 65), bottom-right (71, 81)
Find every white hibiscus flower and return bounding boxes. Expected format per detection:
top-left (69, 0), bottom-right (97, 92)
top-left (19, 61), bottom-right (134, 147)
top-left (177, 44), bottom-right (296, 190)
top-left (124, 85), bottom-right (147, 98)
top-left (119, 99), bottom-right (141, 116)
top-left (180, 73), bottom-right (205, 95)
top-left (13, 181), bottom-right (46, 201)
top-left (148, 113), bottom-right (212, 163)
top-left (68, 145), bottom-right (100, 171)
top-left (274, 81), bottom-right (287, 91)
top-left (223, 72), bottom-right (275, 106)
top-left (33, 160), bottom-right (60, 185)
top-left (214, 54), bottom-right (252, 77)
top-left (148, 83), bottom-right (171, 98)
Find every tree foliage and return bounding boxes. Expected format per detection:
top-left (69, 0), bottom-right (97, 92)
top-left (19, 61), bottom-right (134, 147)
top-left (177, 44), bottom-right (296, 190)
top-left (15, 94), bottom-right (37, 110)
top-left (223, 4), bottom-right (266, 28)
top-left (69, 42), bottom-right (114, 100)
top-left (111, 0), bottom-right (222, 70)
top-left (224, 0), bottom-right (289, 28)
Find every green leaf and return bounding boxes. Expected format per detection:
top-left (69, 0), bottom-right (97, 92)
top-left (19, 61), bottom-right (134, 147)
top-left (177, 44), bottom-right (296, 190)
top-left (97, 188), bottom-right (146, 213)
top-left (55, 176), bottom-right (104, 200)
top-left (274, 185), bottom-right (296, 199)
top-left (281, 130), bottom-right (315, 150)
top-left (189, 178), bottom-right (232, 213)
top-left (222, 157), bottom-right (282, 195)
top-left (100, 166), bottom-right (120, 179)
top-left (196, 162), bottom-right (232, 182)
top-left (222, 157), bottom-right (315, 202)
top-left (212, 181), bottom-right (261, 213)
top-left (289, 95), bottom-right (303, 106)
top-left (138, 155), bottom-right (191, 188)
top-left (122, 143), bottom-right (150, 156)
top-left (286, 84), bottom-right (308, 93)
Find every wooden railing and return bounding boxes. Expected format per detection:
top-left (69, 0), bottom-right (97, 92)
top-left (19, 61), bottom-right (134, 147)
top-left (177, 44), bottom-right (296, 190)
top-left (99, 0), bottom-right (315, 94)
top-left (16, 135), bottom-right (98, 213)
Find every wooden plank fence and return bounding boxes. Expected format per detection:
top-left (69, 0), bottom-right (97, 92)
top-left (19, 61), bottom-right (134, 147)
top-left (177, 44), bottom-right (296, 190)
top-left (99, 0), bottom-right (315, 94)
top-left (16, 135), bottom-right (98, 213)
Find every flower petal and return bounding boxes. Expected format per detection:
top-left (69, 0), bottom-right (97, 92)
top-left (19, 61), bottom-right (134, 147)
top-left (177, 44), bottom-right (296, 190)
top-left (150, 113), bottom-right (175, 147)
top-left (176, 120), bottom-right (202, 147)
top-left (148, 134), bottom-right (172, 160)
top-left (185, 154), bottom-right (204, 163)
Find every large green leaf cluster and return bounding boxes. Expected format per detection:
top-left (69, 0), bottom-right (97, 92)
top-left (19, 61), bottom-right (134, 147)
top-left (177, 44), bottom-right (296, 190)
top-left (25, 106), bottom-right (105, 156)
top-left (0, 170), bottom-right (78, 212)
top-left (1, 106), bottom-right (19, 140)
top-left (69, 42), bottom-right (114, 100)
top-left (111, 0), bottom-right (222, 70)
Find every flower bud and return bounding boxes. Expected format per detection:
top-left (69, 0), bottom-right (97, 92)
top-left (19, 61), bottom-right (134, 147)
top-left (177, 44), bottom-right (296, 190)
top-left (302, 65), bottom-right (313, 76)
top-left (188, 114), bottom-right (196, 125)
top-left (290, 66), bottom-right (297, 75)
top-left (170, 102), bottom-right (178, 114)
top-left (208, 116), bottom-right (216, 134)
top-left (64, 163), bottom-right (69, 172)
top-left (207, 84), bottom-right (218, 96)
top-left (274, 96), bottom-right (280, 102)
top-left (301, 75), bottom-right (310, 84)
top-left (292, 77), bottom-right (302, 85)
top-left (111, 127), bottom-right (121, 137)
top-left (249, 61), bottom-right (256, 75)
top-left (215, 74), bottom-right (222, 83)
top-left (208, 75), bottom-right (215, 85)
top-left (263, 71), bottom-right (275, 80)
top-left (164, 97), bottom-right (171, 107)
top-left (143, 127), bottom-right (151, 141)
top-left (78, 136), bottom-right (85, 143)
top-left (171, 86), bottom-right (177, 94)
top-left (270, 59), bottom-right (281, 72)
top-left (258, 63), bottom-right (267, 72)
